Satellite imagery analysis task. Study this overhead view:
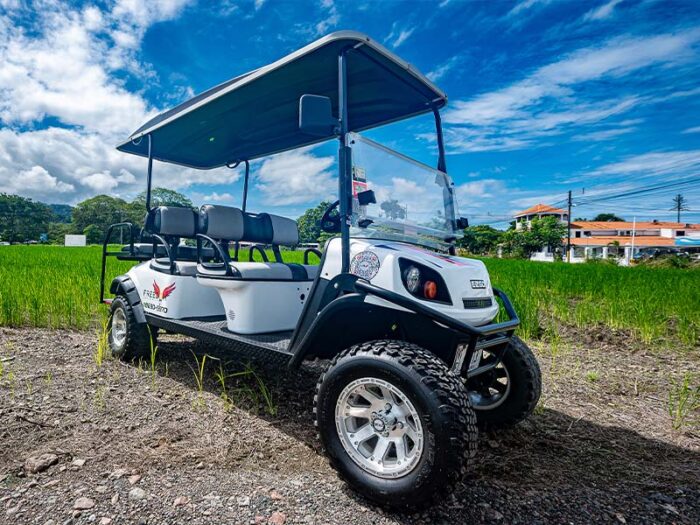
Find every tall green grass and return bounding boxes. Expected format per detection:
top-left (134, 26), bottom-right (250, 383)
top-left (0, 246), bottom-right (697, 347)
top-left (483, 258), bottom-right (700, 346)
top-left (0, 246), bottom-right (133, 329)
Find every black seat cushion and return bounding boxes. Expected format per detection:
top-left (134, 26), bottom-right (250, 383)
top-left (120, 243), bottom-right (214, 262)
top-left (197, 261), bottom-right (313, 281)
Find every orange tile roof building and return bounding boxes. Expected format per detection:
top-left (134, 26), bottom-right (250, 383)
top-left (513, 204), bottom-right (568, 231)
top-left (513, 204), bottom-right (700, 263)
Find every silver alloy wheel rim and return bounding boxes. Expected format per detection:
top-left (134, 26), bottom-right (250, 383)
top-left (112, 308), bottom-right (127, 349)
top-left (468, 350), bottom-right (511, 410)
top-left (335, 377), bottom-right (424, 479)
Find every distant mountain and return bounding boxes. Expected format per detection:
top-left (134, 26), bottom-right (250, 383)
top-left (49, 204), bottom-right (73, 223)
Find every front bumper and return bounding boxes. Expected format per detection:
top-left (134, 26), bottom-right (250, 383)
top-left (354, 281), bottom-right (519, 378)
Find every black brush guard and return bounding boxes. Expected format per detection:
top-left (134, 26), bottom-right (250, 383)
top-left (354, 280), bottom-right (519, 379)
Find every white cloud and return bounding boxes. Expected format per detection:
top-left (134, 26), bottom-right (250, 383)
top-left (571, 127), bottom-right (635, 142)
top-left (447, 30), bottom-right (700, 127)
top-left (8, 166), bottom-right (75, 201)
top-left (682, 126), bottom-right (700, 134)
top-left (255, 149), bottom-right (335, 206)
top-left (427, 56), bottom-right (461, 83)
top-left (385, 23), bottom-right (415, 49)
top-left (507, 0), bottom-right (555, 18)
top-left (203, 192), bottom-right (235, 202)
top-left (0, 1), bottom-right (193, 136)
top-left (583, 0), bottom-right (624, 22)
top-left (0, 1), bottom-right (211, 204)
top-left (314, 0), bottom-right (339, 36)
top-left (254, 0), bottom-right (267, 10)
top-left (442, 29), bottom-right (700, 152)
top-left (0, 127), bottom-right (236, 203)
top-left (588, 150), bottom-right (700, 178)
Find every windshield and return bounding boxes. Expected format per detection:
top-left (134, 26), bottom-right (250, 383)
top-left (348, 133), bottom-right (458, 250)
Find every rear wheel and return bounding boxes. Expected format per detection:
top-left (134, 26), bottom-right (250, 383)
top-left (108, 296), bottom-right (155, 360)
top-left (467, 336), bottom-right (541, 429)
top-left (315, 340), bottom-right (477, 509)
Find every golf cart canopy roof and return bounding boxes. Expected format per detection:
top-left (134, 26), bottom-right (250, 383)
top-left (116, 31), bottom-right (447, 169)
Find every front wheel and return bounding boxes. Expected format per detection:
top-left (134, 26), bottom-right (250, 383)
top-left (108, 296), bottom-right (156, 360)
top-left (467, 336), bottom-right (541, 429)
top-left (314, 340), bottom-right (477, 509)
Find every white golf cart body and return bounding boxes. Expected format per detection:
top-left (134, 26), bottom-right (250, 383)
top-left (102, 29), bottom-right (521, 382)
top-left (101, 30), bottom-right (540, 507)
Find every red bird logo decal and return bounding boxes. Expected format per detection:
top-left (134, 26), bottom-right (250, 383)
top-left (153, 281), bottom-right (176, 300)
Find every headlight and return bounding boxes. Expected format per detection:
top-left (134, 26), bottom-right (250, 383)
top-left (405, 266), bottom-right (421, 293)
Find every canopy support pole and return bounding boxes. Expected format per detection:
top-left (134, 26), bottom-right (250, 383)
top-left (433, 107), bottom-right (447, 174)
top-left (241, 160), bottom-right (250, 213)
top-left (338, 50), bottom-right (352, 273)
top-left (145, 134), bottom-right (154, 211)
top-left (230, 160), bottom-right (250, 261)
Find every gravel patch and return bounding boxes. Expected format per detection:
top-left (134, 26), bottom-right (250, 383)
top-left (0, 327), bottom-right (698, 524)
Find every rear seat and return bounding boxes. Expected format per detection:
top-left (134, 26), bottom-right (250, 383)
top-left (145, 206), bottom-right (201, 275)
top-left (196, 204), bottom-right (318, 281)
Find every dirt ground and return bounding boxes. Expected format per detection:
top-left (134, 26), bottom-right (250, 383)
top-left (1, 326), bottom-right (698, 525)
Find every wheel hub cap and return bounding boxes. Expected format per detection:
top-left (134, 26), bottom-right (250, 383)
top-left (335, 378), bottom-right (424, 479)
top-left (112, 308), bottom-right (127, 348)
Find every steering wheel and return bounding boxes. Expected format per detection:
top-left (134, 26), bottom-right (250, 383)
top-left (320, 200), bottom-right (341, 233)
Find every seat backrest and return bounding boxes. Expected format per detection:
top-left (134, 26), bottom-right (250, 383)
top-left (198, 205), bottom-right (298, 246)
top-left (198, 204), bottom-right (244, 240)
top-left (145, 206), bottom-right (198, 238)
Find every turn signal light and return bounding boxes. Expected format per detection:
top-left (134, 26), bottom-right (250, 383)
top-left (423, 280), bottom-right (437, 300)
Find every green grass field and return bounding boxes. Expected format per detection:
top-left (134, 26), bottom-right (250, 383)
top-left (0, 246), bottom-right (697, 347)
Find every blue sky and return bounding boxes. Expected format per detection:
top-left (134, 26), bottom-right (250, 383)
top-left (1, 0), bottom-right (699, 226)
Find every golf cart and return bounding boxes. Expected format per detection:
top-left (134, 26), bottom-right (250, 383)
top-left (101, 31), bottom-right (541, 508)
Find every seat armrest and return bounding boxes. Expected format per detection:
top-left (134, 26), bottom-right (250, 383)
top-left (196, 233), bottom-right (234, 276)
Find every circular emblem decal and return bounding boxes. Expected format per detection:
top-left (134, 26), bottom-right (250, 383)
top-left (350, 251), bottom-right (380, 280)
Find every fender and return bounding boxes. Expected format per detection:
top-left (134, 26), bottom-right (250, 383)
top-left (109, 275), bottom-right (147, 324)
top-left (288, 292), bottom-right (368, 368)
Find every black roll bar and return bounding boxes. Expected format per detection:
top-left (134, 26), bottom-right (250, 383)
top-left (100, 222), bottom-right (136, 303)
top-left (145, 134), bottom-right (154, 211)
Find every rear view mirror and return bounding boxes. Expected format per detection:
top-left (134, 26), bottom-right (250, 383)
top-left (299, 95), bottom-right (338, 136)
top-left (456, 217), bottom-right (469, 229)
top-left (357, 189), bottom-right (376, 206)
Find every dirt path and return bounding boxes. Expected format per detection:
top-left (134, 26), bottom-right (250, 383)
top-left (1, 327), bottom-right (698, 524)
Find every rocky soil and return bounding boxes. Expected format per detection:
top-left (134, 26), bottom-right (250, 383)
top-left (1, 327), bottom-right (698, 524)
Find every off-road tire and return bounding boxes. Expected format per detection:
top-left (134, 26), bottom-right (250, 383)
top-left (471, 336), bottom-right (541, 430)
top-left (108, 295), bottom-right (156, 361)
top-left (314, 340), bottom-right (477, 509)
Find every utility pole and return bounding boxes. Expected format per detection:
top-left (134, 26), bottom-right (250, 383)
top-left (566, 190), bottom-right (572, 263)
top-left (671, 194), bottom-right (688, 223)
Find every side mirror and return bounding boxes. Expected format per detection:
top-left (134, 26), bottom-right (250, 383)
top-left (357, 189), bottom-right (376, 206)
top-left (299, 94), bottom-right (338, 136)
top-left (456, 217), bottom-right (469, 229)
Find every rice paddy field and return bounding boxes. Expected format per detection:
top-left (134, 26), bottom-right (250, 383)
top-left (0, 245), bottom-right (698, 348)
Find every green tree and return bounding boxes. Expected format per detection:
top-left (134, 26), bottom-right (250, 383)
top-left (49, 204), bottom-right (73, 223)
top-left (83, 224), bottom-right (102, 244)
top-left (132, 187), bottom-right (194, 209)
top-left (592, 213), bottom-right (625, 222)
top-left (503, 216), bottom-right (566, 259)
top-left (47, 222), bottom-right (76, 244)
top-left (297, 201), bottom-right (330, 244)
top-left (72, 195), bottom-right (131, 243)
top-left (0, 193), bottom-right (55, 243)
top-left (457, 225), bottom-right (503, 255)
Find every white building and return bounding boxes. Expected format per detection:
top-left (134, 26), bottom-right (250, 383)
top-left (513, 204), bottom-right (568, 231)
top-left (513, 204), bottom-right (700, 263)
